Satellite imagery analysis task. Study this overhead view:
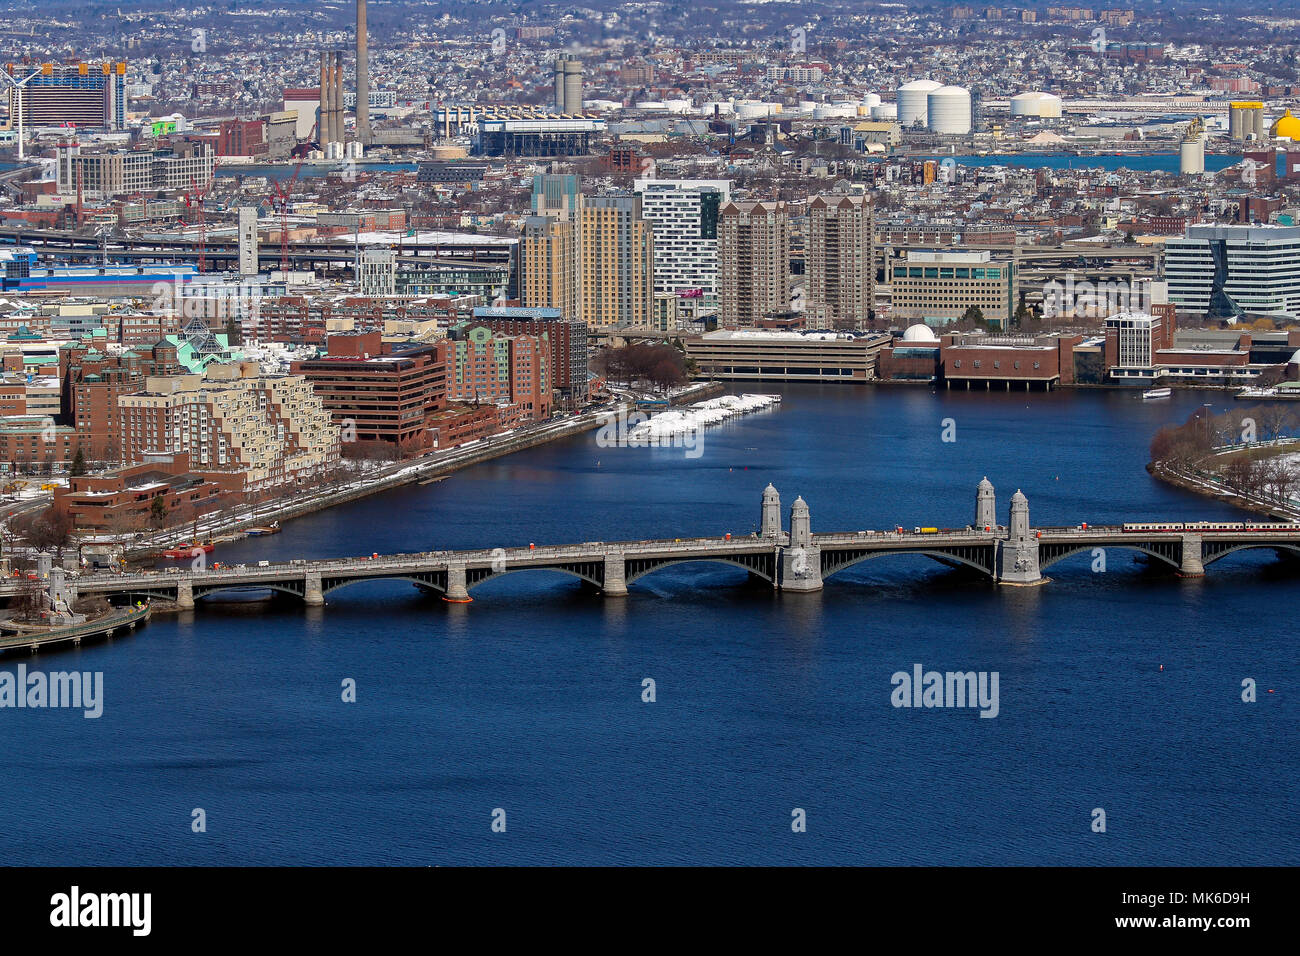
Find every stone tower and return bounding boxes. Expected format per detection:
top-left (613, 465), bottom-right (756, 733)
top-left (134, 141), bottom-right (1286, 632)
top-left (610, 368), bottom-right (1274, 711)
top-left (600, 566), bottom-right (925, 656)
top-left (997, 489), bottom-right (1042, 585)
top-left (975, 476), bottom-right (996, 531)
top-left (761, 483), bottom-right (782, 538)
top-left (789, 496), bottom-right (811, 547)
top-left (779, 495), bottom-right (822, 591)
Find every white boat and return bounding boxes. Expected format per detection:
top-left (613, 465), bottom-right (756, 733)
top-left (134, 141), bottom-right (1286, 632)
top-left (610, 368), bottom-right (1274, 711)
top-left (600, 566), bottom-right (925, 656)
top-left (1142, 387), bottom-right (1172, 400)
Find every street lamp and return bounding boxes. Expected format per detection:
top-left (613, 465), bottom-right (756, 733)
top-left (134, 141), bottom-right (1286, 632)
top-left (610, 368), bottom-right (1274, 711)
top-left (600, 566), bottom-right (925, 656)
top-left (1, 64), bottom-right (45, 162)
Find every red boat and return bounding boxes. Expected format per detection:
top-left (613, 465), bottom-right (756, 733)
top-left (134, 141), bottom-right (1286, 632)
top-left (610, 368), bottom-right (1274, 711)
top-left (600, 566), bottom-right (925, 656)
top-left (163, 541), bottom-right (215, 560)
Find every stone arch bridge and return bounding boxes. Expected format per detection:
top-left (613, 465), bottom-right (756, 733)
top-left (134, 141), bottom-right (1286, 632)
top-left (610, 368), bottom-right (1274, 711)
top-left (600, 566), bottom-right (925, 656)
top-left (7, 481), bottom-right (1300, 610)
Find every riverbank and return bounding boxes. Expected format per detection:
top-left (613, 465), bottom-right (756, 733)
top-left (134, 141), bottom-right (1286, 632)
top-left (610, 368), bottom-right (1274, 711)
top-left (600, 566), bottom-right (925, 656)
top-left (0, 603), bottom-right (150, 655)
top-left (123, 381), bottom-right (727, 563)
top-left (1148, 459), bottom-right (1300, 522)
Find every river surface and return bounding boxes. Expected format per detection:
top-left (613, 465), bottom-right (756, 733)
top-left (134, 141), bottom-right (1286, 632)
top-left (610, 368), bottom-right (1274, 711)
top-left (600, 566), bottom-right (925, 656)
top-left (2, 385), bottom-right (1296, 866)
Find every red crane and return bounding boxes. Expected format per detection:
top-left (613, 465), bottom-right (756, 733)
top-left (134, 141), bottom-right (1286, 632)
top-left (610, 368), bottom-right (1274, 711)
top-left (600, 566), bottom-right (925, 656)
top-left (271, 120), bottom-right (318, 273)
top-left (184, 175), bottom-right (214, 273)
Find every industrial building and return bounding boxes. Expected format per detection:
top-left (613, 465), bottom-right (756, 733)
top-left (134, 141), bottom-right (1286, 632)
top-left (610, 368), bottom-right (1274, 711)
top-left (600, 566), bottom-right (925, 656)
top-left (475, 117), bottom-right (605, 157)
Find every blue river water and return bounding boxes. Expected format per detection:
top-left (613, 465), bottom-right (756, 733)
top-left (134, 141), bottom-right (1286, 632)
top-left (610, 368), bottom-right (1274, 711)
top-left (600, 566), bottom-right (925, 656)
top-left (2, 385), bottom-right (1296, 866)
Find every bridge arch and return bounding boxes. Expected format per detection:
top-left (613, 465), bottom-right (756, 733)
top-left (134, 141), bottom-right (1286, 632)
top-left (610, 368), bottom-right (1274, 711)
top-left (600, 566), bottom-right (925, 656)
top-left (624, 554), bottom-right (776, 585)
top-left (1201, 542), bottom-right (1300, 568)
top-left (1038, 543), bottom-right (1181, 572)
top-left (821, 547), bottom-right (996, 580)
top-left (464, 565), bottom-right (604, 591)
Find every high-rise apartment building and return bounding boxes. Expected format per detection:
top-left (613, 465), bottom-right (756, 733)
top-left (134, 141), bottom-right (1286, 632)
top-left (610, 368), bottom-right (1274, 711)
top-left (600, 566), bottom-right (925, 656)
top-left (807, 194), bottom-right (874, 329)
top-left (523, 175), bottom-right (654, 330)
top-left (633, 179), bottom-right (730, 309)
top-left (718, 201), bottom-right (791, 328)
top-left (580, 195), bottom-right (655, 329)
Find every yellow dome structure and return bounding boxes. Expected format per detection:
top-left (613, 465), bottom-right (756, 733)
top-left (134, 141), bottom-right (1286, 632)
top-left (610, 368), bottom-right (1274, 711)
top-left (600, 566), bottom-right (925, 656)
top-left (1271, 109), bottom-right (1300, 141)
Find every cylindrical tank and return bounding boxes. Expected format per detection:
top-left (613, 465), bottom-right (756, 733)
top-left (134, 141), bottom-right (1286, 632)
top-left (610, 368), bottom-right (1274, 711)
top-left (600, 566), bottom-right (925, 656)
top-left (897, 79), bottom-right (942, 128)
top-left (927, 85), bottom-right (972, 134)
top-left (862, 93), bottom-right (882, 109)
top-left (1180, 137), bottom-right (1205, 175)
top-left (871, 103), bottom-right (898, 121)
top-left (1010, 91), bottom-right (1063, 118)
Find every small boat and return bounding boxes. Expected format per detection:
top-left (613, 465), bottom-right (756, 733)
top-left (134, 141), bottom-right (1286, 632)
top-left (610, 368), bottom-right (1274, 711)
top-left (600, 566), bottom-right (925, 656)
top-left (1142, 387), bottom-right (1172, 400)
top-left (246, 521), bottom-right (281, 536)
top-left (163, 541), bottom-right (214, 559)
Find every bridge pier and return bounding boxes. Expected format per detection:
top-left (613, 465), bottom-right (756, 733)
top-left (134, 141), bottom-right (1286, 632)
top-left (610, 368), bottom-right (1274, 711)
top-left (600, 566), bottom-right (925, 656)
top-left (176, 580), bottom-right (195, 611)
top-left (444, 563), bottom-right (471, 603)
top-left (602, 553), bottom-right (628, 597)
top-left (1178, 533), bottom-right (1205, 578)
top-left (995, 490), bottom-right (1044, 586)
top-left (304, 572), bottom-right (325, 606)
top-left (777, 496), bottom-right (823, 591)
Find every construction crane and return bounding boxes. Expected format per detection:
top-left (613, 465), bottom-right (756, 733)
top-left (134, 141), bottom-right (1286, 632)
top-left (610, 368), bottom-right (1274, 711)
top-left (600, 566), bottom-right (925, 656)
top-left (184, 175), bottom-right (214, 272)
top-left (271, 120), bottom-right (319, 273)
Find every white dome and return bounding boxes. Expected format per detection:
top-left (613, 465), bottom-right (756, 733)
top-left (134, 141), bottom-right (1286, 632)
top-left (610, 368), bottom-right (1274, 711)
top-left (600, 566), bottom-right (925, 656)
top-left (1289, 349), bottom-right (1300, 365)
top-left (901, 324), bottom-right (939, 343)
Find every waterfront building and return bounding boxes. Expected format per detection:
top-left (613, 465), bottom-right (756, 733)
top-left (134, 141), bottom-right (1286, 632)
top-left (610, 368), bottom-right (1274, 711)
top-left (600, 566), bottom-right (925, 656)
top-left (53, 452), bottom-right (235, 531)
top-left (470, 306), bottom-right (588, 402)
top-left (579, 195), bottom-right (655, 330)
top-left (444, 324), bottom-right (552, 422)
top-left (118, 362), bottom-right (339, 490)
top-left (718, 201), bottom-right (791, 329)
top-left (888, 250), bottom-right (1016, 329)
top-left (684, 329), bottom-right (890, 381)
top-left (292, 332), bottom-right (445, 451)
top-left (1164, 224), bottom-right (1300, 322)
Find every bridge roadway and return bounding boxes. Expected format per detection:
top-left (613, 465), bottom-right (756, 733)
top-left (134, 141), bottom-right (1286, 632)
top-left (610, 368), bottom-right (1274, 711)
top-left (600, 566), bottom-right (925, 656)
top-left (11, 519), bottom-right (1300, 610)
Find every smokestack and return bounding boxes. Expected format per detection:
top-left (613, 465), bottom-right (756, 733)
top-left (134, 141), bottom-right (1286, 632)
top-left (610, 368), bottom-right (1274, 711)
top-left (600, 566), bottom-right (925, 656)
top-left (554, 59), bottom-right (565, 114)
top-left (333, 51), bottom-right (345, 146)
top-left (356, 0), bottom-right (370, 146)
top-left (565, 60), bottom-right (583, 115)
top-left (319, 52), bottom-right (330, 143)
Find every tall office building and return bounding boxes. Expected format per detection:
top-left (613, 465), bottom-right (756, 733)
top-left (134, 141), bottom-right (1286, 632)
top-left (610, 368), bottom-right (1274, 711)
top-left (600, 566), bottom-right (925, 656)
top-left (1164, 224), bottom-right (1300, 321)
top-left (580, 195), bottom-right (655, 329)
top-left (718, 201), bottom-right (791, 328)
top-left (807, 193), bottom-right (874, 329)
top-left (633, 179), bottom-right (730, 309)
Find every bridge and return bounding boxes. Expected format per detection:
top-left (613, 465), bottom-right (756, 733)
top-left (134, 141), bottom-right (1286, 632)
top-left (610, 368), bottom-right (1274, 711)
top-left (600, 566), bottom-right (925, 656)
top-left (7, 480), bottom-right (1300, 611)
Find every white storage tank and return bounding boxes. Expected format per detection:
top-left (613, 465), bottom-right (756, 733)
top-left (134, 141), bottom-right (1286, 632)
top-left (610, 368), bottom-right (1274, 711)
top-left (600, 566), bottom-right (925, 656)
top-left (1010, 91), bottom-right (1063, 118)
top-left (870, 103), bottom-right (898, 121)
top-left (927, 85), bottom-right (972, 134)
top-left (862, 93), bottom-right (882, 110)
top-left (897, 79), bottom-right (942, 128)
